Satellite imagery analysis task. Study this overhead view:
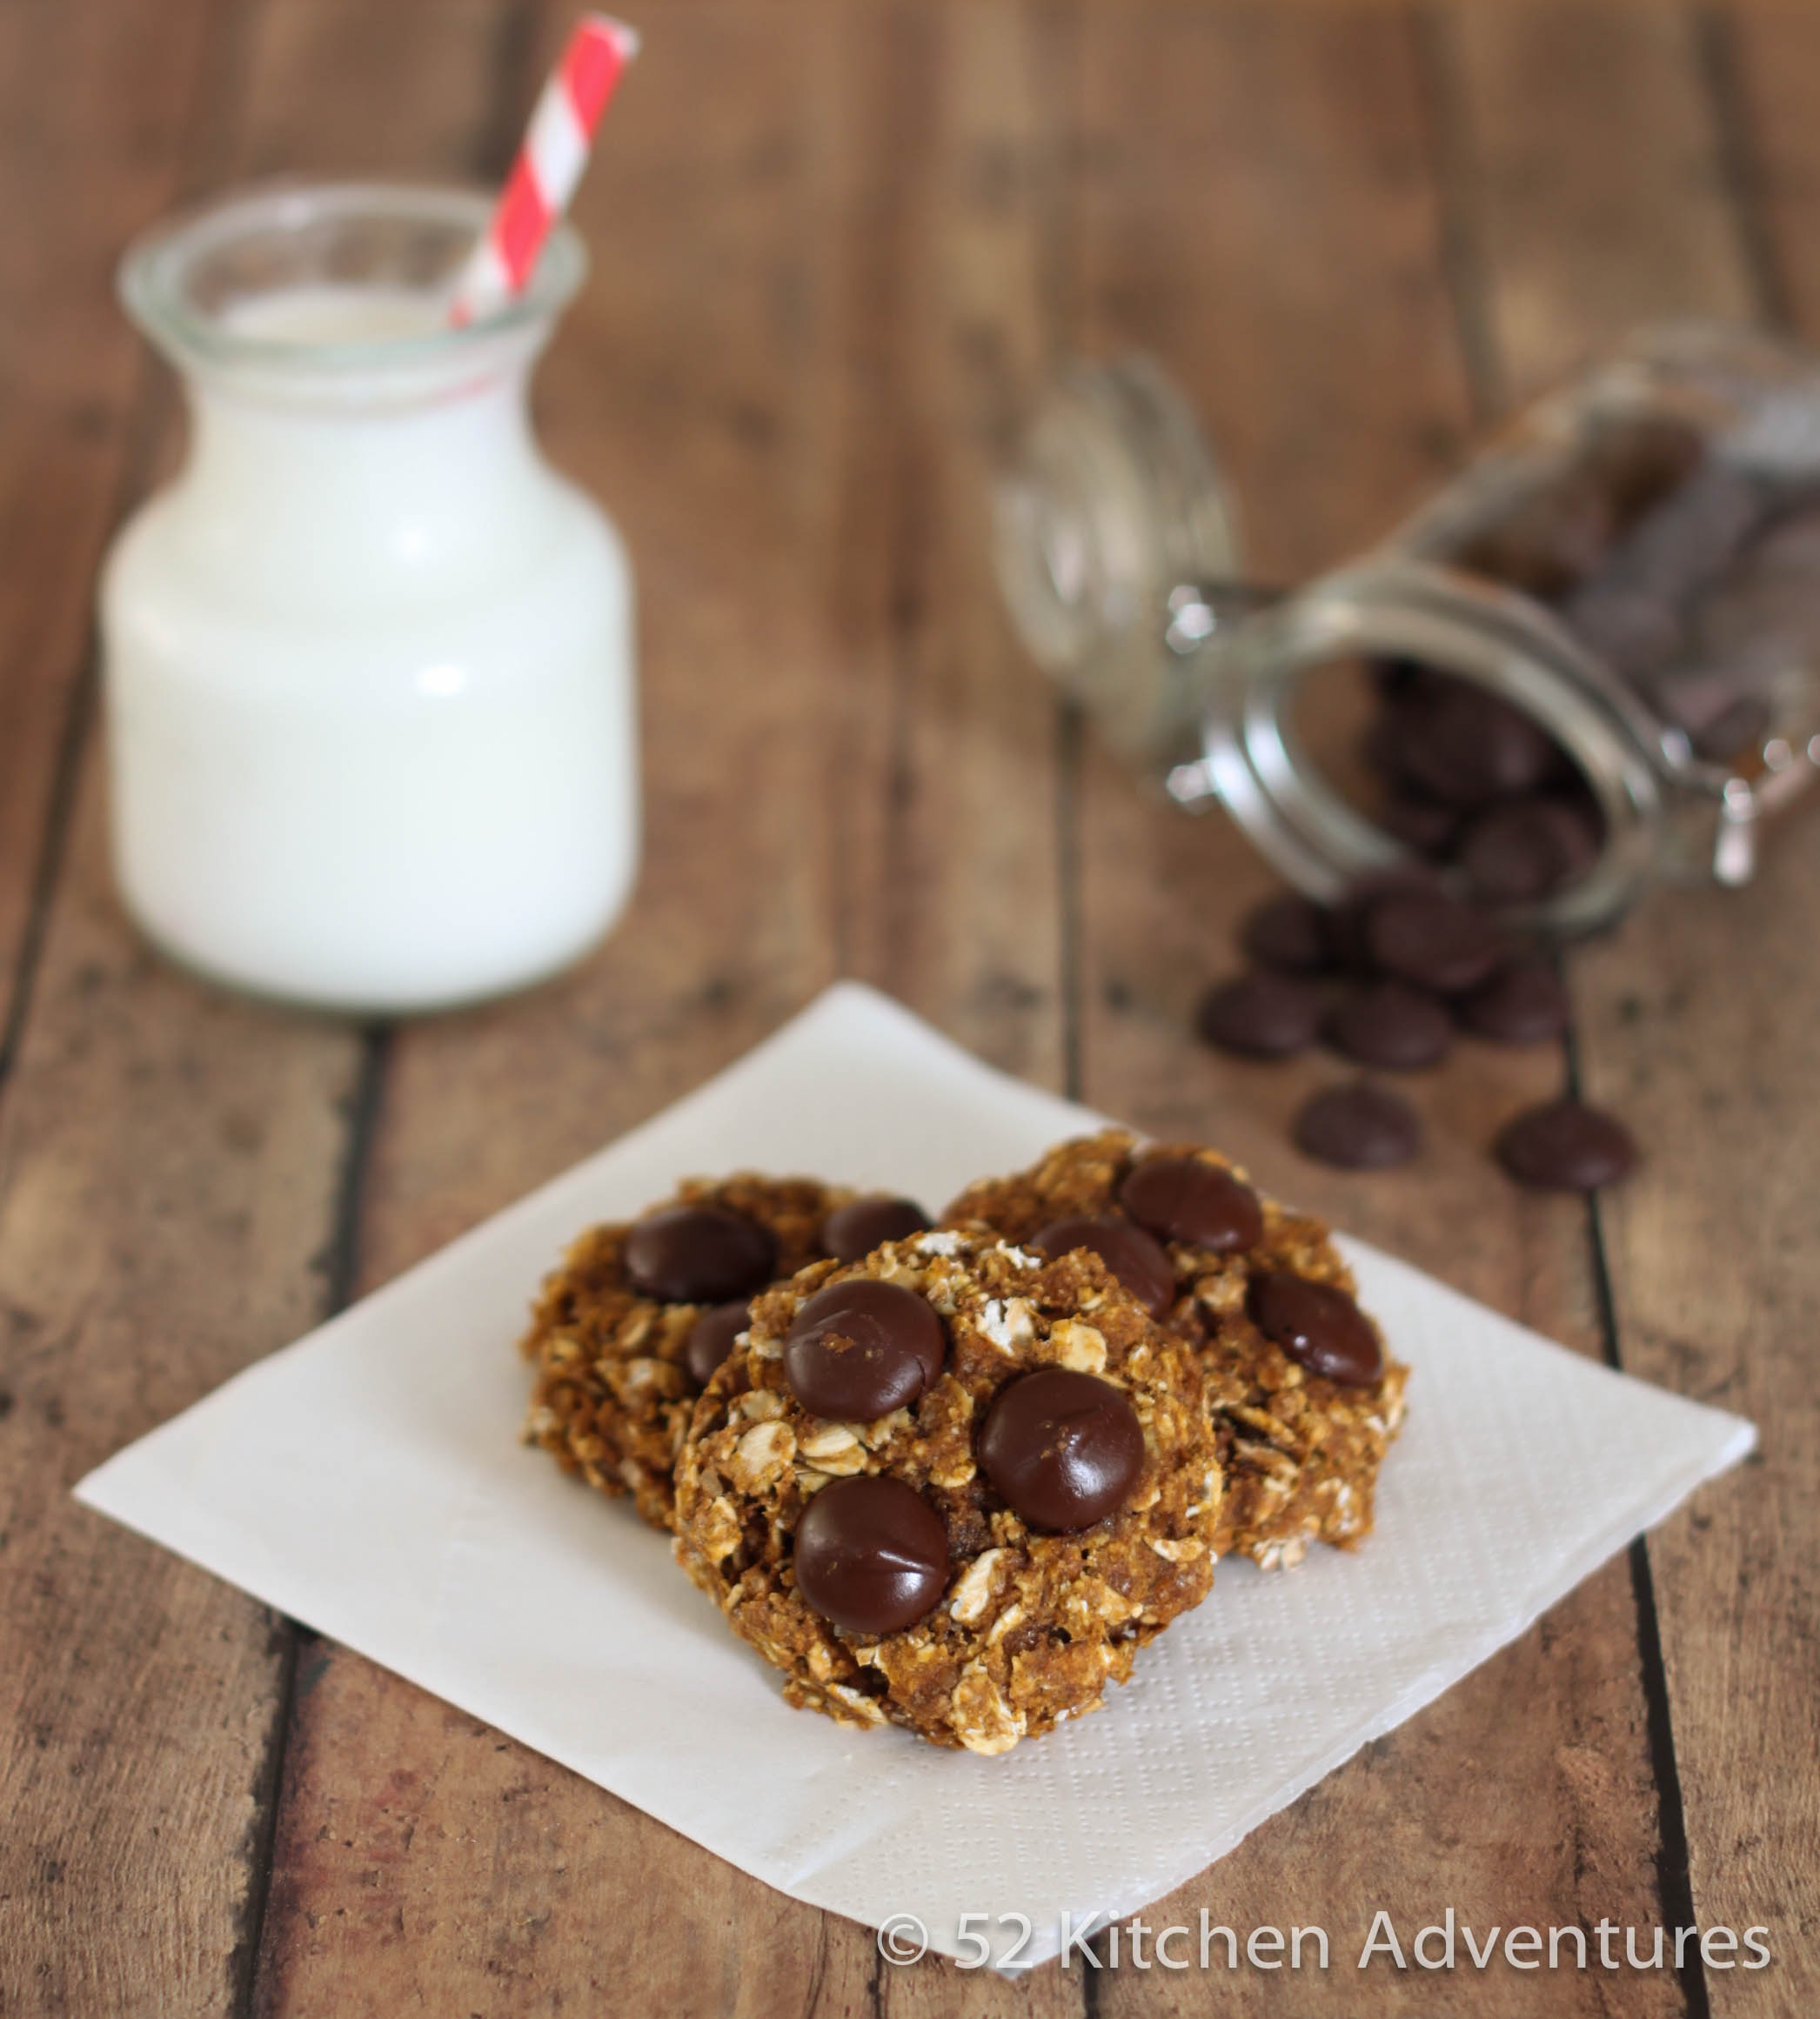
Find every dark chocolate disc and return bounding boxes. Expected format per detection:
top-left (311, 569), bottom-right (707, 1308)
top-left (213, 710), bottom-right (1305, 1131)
top-left (793, 1476), bottom-right (949, 1635)
top-left (1118, 1155), bottom-right (1263, 1254)
top-left (1458, 959), bottom-right (1569, 1045)
top-left (783, 1278), bottom-right (947, 1421)
top-left (1392, 680), bottom-right (1561, 808)
top-left (1324, 980), bottom-right (1454, 1071)
top-left (822, 1194), bottom-right (932, 1263)
top-left (1195, 971), bottom-right (1322, 1059)
top-left (1031, 1214), bottom-right (1175, 1318)
top-left (1247, 1270), bottom-right (1383, 1387)
top-left (1323, 867), bottom-right (1447, 973)
top-left (1456, 797), bottom-right (1598, 905)
top-left (1495, 1099), bottom-right (1637, 1192)
top-left (1293, 1082), bottom-right (1422, 1170)
top-left (624, 1205), bottom-right (777, 1305)
top-left (978, 1368), bottom-right (1147, 1532)
top-left (685, 1300), bottom-right (751, 1390)
top-left (1366, 893), bottom-right (1503, 995)
top-left (1379, 789), bottom-right (1461, 858)
top-left (1240, 894), bottom-right (1332, 975)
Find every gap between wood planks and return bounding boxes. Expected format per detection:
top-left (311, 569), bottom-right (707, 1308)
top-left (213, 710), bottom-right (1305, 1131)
top-left (226, 8), bottom-right (552, 2009)
top-left (1416, 4), bottom-right (1789, 2015)
top-left (0, 0), bottom-right (551, 2004)
top-left (1413, 2), bottom-right (1716, 1995)
top-left (0, 0), bottom-right (247, 1100)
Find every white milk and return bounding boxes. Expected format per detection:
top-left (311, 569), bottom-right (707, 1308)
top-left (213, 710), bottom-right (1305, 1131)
top-left (103, 189), bottom-right (635, 1013)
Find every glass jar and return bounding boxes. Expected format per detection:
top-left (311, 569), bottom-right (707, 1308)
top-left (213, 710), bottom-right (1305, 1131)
top-left (995, 328), bottom-right (1820, 933)
top-left (101, 182), bottom-right (637, 1013)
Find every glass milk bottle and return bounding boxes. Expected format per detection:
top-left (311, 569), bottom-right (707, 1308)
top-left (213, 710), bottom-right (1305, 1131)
top-left (101, 182), bottom-right (637, 1013)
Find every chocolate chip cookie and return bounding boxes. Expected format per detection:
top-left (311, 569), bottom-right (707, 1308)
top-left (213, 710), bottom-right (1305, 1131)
top-left (943, 1132), bottom-right (1409, 1569)
top-left (522, 1174), bottom-right (929, 1530)
top-left (672, 1231), bottom-right (1223, 1752)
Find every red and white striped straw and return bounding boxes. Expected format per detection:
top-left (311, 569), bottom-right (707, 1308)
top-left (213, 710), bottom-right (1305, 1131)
top-left (447, 13), bottom-right (639, 326)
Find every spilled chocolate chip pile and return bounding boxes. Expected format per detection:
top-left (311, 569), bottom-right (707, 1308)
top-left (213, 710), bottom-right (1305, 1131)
top-left (1365, 665), bottom-right (1604, 906)
top-left (1198, 877), bottom-right (1636, 1190)
top-left (1192, 398), bottom-right (1820, 1189)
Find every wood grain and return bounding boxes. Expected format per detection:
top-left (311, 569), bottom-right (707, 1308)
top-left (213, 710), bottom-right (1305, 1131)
top-left (1070, 6), bottom-right (1677, 2013)
top-left (1565, 7), bottom-right (1820, 2009)
top-left (1447, 3), bottom-right (1806, 2011)
top-left (1441, 0), bottom-right (1753, 406)
top-left (0, 0), bottom-right (227, 1053)
top-left (0, 0), bottom-right (523, 2013)
top-left (0, 5), bottom-right (336, 2012)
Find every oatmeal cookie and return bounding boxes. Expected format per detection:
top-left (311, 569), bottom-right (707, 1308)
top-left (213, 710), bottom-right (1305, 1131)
top-left (672, 1231), bottom-right (1223, 1753)
top-left (944, 1131), bottom-right (1408, 1569)
top-left (523, 1175), bottom-right (929, 1530)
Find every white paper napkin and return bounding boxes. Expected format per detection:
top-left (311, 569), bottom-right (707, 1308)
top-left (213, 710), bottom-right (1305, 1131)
top-left (75, 982), bottom-right (1754, 1970)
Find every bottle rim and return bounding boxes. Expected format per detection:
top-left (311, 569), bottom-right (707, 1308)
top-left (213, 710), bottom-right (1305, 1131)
top-left (118, 180), bottom-right (587, 383)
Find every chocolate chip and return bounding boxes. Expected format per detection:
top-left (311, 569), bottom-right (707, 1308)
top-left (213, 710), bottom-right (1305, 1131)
top-left (1495, 1099), bottom-right (1637, 1191)
top-left (1323, 868), bottom-right (1447, 974)
top-left (1610, 460), bottom-right (1765, 605)
top-left (1455, 471), bottom-right (1617, 598)
top-left (978, 1367), bottom-right (1146, 1532)
top-left (1293, 1082), bottom-right (1422, 1169)
top-left (1247, 1270), bottom-right (1383, 1387)
top-left (1118, 1155), bottom-right (1263, 1254)
top-left (1240, 893), bottom-right (1331, 974)
top-left (823, 1195), bottom-right (932, 1263)
top-left (1558, 582), bottom-right (1684, 682)
top-left (1379, 789), bottom-right (1462, 858)
top-left (793, 1475), bottom-right (949, 1635)
top-left (1459, 959), bottom-right (1569, 1044)
top-left (1195, 971), bottom-right (1322, 1058)
top-left (783, 1279), bottom-right (947, 1420)
top-left (1456, 797), bottom-right (1599, 905)
top-left (685, 1300), bottom-right (752, 1389)
top-left (1367, 893), bottom-right (1503, 994)
top-left (1032, 1214), bottom-right (1176, 1318)
top-left (1324, 980), bottom-right (1453, 1070)
top-left (624, 1206), bottom-right (777, 1305)
top-left (1392, 682), bottom-right (1562, 808)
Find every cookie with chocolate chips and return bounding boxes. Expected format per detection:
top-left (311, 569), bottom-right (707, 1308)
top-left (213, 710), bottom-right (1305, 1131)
top-left (943, 1131), bottom-right (1409, 1570)
top-left (521, 1173), bottom-right (906, 1530)
top-left (672, 1230), bottom-right (1222, 1753)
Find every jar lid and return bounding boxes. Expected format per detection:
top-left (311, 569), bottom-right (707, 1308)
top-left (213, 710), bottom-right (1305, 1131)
top-left (993, 355), bottom-right (1241, 768)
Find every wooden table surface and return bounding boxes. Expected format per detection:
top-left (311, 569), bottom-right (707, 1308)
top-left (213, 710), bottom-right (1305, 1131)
top-left (3, 1), bottom-right (1817, 2012)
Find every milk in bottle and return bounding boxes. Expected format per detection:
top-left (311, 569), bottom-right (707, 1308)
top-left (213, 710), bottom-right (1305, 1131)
top-left (102, 182), bottom-right (637, 1013)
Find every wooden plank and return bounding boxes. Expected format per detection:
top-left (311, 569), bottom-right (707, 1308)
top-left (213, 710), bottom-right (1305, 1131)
top-left (251, 4), bottom-right (1080, 2014)
top-left (0, 6), bottom-right (323, 2013)
top-left (0, 0), bottom-right (231, 1053)
top-left (1442, 0), bottom-right (1754, 404)
top-left (1558, 4), bottom-right (1820, 2008)
top-left (0, 761), bottom-right (358, 2019)
top-left (1069, 6), bottom-right (1679, 2011)
top-left (1438, 2), bottom-right (1811, 2011)
top-left (0, 1), bottom-right (525, 2013)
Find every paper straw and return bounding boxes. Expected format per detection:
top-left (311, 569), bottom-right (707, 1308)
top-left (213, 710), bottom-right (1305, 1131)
top-left (447, 13), bottom-right (639, 326)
